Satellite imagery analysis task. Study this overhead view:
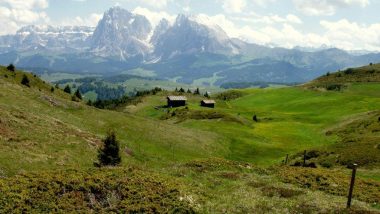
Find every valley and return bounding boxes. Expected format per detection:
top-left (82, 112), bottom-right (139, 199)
top-left (0, 63), bottom-right (379, 212)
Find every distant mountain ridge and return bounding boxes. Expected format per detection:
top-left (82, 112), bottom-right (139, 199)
top-left (1, 6), bottom-right (380, 85)
top-left (0, 25), bottom-right (94, 52)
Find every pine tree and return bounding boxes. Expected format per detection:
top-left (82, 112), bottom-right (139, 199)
top-left (63, 85), bottom-right (71, 94)
top-left (97, 131), bottom-right (121, 166)
top-left (74, 89), bottom-right (82, 100)
top-left (174, 87), bottom-right (178, 92)
top-left (187, 89), bottom-right (192, 93)
top-left (50, 87), bottom-right (54, 92)
top-left (21, 75), bottom-right (30, 87)
top-left (194, 88), bottom-right (200, 95)
top-left (179, 87), bottom-right (185, 93)
top-left (6, 64), bottom-right (15, 72)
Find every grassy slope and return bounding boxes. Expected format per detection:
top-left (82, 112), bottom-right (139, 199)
top-left (307, 63), bottom-right (380, 87)
top-left (131, 84), bottom-right (380, 167)
top-left (1, 65), bottom-right (380, 212)
top-left (0, 66), bottom-right (226, 176)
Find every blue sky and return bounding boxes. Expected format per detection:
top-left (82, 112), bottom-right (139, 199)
top-left (1, 0), bottom-right (380, 51)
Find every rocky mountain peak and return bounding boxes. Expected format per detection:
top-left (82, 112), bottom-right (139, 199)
top-left (90, 7), bottom-right (153, 59)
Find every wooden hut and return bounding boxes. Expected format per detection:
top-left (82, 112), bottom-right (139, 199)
top-left (167, 96), bottom-right (187, 107)
top-left (201, 100), bottom-right (216, 108)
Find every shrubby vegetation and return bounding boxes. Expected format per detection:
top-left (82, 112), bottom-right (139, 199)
top-left (216, 90), bottom-right (245, 101)
top-left (79, 82), bottom-right (125, 100)
top-left (0, 168), bottom-right (193, 213)
top-left (63, 85), bottom-right (71, 94)
top-left (89, 87), bottom-right (163, 109)
top-left (6, 64), bottom-right (15, 72)
top-left (74, 89), bottom-right (82, 100)
top-left (21, 75), bottom-right (30, 87)
top-left (96, 131), bottom-right (121, 166)
top-left (220, 81), bottom-right (298, 89)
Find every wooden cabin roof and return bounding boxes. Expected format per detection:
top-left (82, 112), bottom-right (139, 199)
top-left (167, 96), bottom-right (187, 101)
top-left (201, 100), bottom-right (216, 104)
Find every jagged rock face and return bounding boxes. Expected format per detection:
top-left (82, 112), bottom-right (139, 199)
top-left (90, 7), bottom-right (153, 59)
top-left (153, 14), bottom-right (239, 59)
top-left (150, 19), bottom-right (170, 46)
top-left (0, 25), bottom-right (94, 52)
top-left (0, 8), bottom-right (240, 59)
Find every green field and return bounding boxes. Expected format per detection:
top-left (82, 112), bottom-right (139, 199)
top-left (0, 65), bottom-right (379, 212)
top-left (128, 84), bottom-right (380, 167)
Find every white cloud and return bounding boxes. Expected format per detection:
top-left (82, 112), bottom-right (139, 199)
top-left (198, 12), bottom-right (380, 51)
top-left (286, 14), bottom-right (302, 24)
top-left (141, 0), bottom-right (170, 8)
top-left (231, 13), bottom-right (302, 25)
top-left (0, 0), bottom-right (50, 35)
top-left (251, 0), bottom-right (277, 7)
top-left (320, 19), bottom-right (380, 51)
top-left (133, 6), bottom-right (175, 27)
top-left (222, 0), bottom-right (246, 13)
top-left (59, 13), bottom-right (102, 27)
top-left (183, 6), bottom-right (191, 12)
top-left (1, 0), bottom-right (48, 9)
top-left (293, 0), bottom-right (370, 16)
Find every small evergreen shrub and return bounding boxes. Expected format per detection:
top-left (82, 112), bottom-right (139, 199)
top-left (63, 85), bottom-right (71, 94)
top-left (253, 115), bottom-right (258, 122)
top-left (97, 131), bottom-right (121, 166)
top-left (74, 89), bottom-right (82, 100)
top-left (6, 64), bottom-right (15, 72)
top-left (193, 88), bottom-right (200, 95)
top-left (344, 68), bottom-right (354, 75)
top-left (21, 75), bottom-right (30, 87)
top-left (326, 84), bottom-right (343, 91)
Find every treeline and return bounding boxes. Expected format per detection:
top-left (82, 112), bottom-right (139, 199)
top-left (102, 74), bottom-right (154, 83)
top-left (89, 87), bottom-right (163, 110)
top-left (54, 77), bottom-right (97, 85)
top-left (78, 82), bottom-right (125, 100)
top-left (220, 81), bottom-right (299, 89)
top-left (54, 74), bottom-right (152, 85)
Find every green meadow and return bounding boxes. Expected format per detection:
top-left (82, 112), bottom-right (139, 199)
top-left (129, 84), bottom-right (380, 166)
top-left (0, 65), bottom-right (379, 212)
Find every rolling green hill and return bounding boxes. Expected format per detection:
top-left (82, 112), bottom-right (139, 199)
top-left (306, 63), bottom-right (380, 90)
top-left (0, 65), bottom-right (380, 212)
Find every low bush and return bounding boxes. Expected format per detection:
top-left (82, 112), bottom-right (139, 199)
top-left (216, 90), bottom-right (245, 101)
top-left (0, 169), bottom-right (194, 213)
top-left (21, 75), bottom-right (30, 87)
top-left (277, 167), bottom-right (380, 204)
top-left (261, 186), bottom-right (304, 198)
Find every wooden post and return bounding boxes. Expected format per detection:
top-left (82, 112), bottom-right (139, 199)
top-left (347, 163), bottom-right (358, 208)
top-left (303, 150), bottom-right (307, 167)
top-left (285, 154), bottom-right (289, 165)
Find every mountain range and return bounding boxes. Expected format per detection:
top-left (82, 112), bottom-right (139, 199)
top-left (0, 6), bottom-right (380, 85)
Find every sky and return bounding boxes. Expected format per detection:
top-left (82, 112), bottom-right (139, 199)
top-left (0, 0), bottom-right (380, 51)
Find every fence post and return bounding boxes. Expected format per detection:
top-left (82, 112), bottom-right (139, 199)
top-left (347, 163), bottom-right (358, 208)
top-left (303, 150), bottom-right (307, 166)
